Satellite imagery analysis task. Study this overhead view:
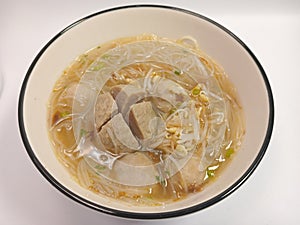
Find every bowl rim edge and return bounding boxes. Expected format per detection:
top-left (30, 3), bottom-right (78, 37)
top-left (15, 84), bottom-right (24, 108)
top-left (17, 4), bottom-right (275, 220)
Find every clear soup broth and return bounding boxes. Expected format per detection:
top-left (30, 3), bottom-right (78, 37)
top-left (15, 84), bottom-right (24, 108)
top-left (48, 34), bottom-right (245, 206)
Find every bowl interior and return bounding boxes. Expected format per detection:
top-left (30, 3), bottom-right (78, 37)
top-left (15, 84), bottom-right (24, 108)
top-left (20, 6), bottom-right (272, 217)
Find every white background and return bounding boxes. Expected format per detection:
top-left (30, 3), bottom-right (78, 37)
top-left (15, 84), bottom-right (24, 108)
top-left (0, 0), bottom-right (299, 224)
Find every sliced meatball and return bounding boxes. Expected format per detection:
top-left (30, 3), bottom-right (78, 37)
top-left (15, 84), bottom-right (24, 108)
top-left (94, 92), bottom-right (118, 131)
top-left (98, 113), bottom-right (139, 154)
top-left (149, 77), bottom-right (189, 107)
top-left (129, 101), bottom-right (156, 139)
top-left (110, 84), bottom-right (146, 120)
top-left (111, 152), bottom-right (157, 186)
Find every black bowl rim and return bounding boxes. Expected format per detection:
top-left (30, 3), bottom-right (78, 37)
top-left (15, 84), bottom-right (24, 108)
top-left (18, 4), bottom-right (274, 220)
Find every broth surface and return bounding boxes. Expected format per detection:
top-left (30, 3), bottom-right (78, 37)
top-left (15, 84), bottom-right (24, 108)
top-left (48, 34), bottom-right (245, 206)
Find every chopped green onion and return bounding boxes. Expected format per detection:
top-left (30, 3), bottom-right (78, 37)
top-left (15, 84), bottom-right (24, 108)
top-left (165, 170), bottom-right (171, 177)
top-left (101, 54), bottom-right (110, 59)
top-left (60, 111), bottom-right (70, 118)
top-left (169, 108), bottom-right (176, 114)
top-left (155, 175), bottom-right (166, 186)
top-left (225, 148), bottom-right (235, 158)
top-left (155, 175), bottom-right (160, 182)
top-left (91, 62), bottom-right (104, 71)
top-left (95, 165), bottom-right (106, 171)
top-left (206, 165), bottom-right (219, 178)
top-left (192, 88), bottom-right (201, 95)
top-left (174, 70), bottom-right (181, 75)
top-left (206, 168), bottom-right (215, 177)
top-left (80, 129), bottom-right (87, 137)
top-left (78, 54), bottom-right (88, 64)
top-left (146, 195), bottom-right (153, 200)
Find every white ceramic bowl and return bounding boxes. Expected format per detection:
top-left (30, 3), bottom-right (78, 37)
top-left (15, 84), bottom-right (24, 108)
top-left (18, 5), bottom-right (274, 219)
